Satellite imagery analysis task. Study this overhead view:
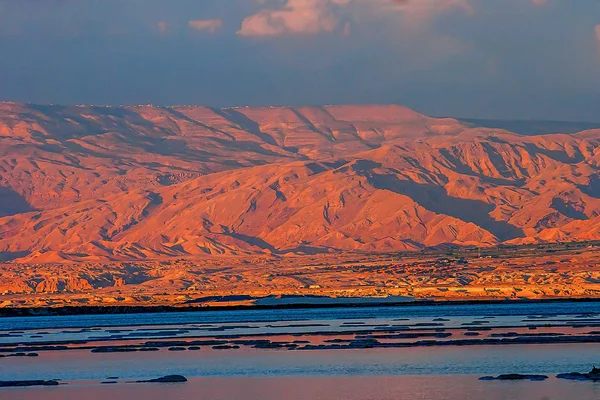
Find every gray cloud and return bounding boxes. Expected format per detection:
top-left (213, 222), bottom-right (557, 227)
top-left (0, 0), bottom-right (598, 122)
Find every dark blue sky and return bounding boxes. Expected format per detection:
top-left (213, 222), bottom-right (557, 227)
top-left (1, 0), bottom-right (599, 121)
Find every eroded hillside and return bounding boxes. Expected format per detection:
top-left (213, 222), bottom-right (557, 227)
top-left (1, 102), bottom-right (600, 262)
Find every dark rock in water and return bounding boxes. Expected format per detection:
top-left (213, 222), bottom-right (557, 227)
top-left (0, 380), bottom-right (60, 387)
top-left (348, 338), bottom-right (380, 349)
top-left (212, 345), bottom-right (240, 350)
top-left (464, 332), bottom-right (480, 337)
top-left (251, 341), bottom-right (285, 349)
top-left (557, 366), bottom-right (600, 381)
top-left (479, 374), bottom-right (549, 381)
top-left (26, 353), bottom-right (39, 357)
top-left (188, 346), bottom-right (201, 350)
top-left (556, 373), bottom-right (592, 381)
top-left (101, 381), bottom-right (118, 385)
top-left (135, 375), bottom-right (188, 383)
top-left (168, 347), bottom-right (186, 351)
top-left (91, 346), bottom-right (138, 353)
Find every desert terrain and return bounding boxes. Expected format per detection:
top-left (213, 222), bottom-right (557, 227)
top-left (1, 102), bottom-right (600, 307)
top-left (1, 242), bottom-right (600, 308)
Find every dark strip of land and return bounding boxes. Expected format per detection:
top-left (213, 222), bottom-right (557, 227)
top-left (2, 297), bottom-right (600, 318)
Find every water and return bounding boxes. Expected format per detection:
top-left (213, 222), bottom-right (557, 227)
top-left (2, 301), bottom-right (600, 400)
top-left (4, 375), bottom-right (600, 400)
top-left (3, 344), bottom-right (600, 381)
top-left (2, 301), bottom-right (599, 331)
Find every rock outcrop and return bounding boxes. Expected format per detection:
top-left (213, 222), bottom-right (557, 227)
top-left (479, 374), bottom-right (549, 381)
top-left (134, 375), bottom-right (188, 383)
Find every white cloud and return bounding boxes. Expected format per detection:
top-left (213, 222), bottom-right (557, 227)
top-left (189, 19), bottom-right (223, 33)
top-left (238, 0), bottom-right (350, 37)
top-left (237, 0), bottom-right (473, 37)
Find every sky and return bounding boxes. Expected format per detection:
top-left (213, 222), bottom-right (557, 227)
top-left (0, 0), bottom-right (599, 121)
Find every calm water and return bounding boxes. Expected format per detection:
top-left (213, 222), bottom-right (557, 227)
top-left (1, 301), bottom-right (599, 331)
top-left (2, 301), bottom-right (600, 400)
top-left (3, 344), bottom-right (600, 381)
top-left (3, 375), bottom-right (600, 400)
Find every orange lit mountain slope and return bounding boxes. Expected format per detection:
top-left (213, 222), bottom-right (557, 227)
top-left (2, 102), bottom-right (600, 263)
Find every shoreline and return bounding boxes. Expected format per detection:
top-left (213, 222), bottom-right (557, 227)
top-left (2, 297), bottom-right (600, 318)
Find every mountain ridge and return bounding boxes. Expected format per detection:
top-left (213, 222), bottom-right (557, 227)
top-left (2, 102), bottom-right (600, 263)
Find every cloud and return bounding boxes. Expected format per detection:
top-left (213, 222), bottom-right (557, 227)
top-left (238, 0), bottom-right (350, 37)
top-left (375, 0), bottom-right (474, 24)
top-left (237, 0), bottom-right (473, 37)
top-left (157, 21), bottom-right (169, 34)
top-left (189, 19), bottom-right (223, 33)
top-left (596, 25), bottom-right (600, 47)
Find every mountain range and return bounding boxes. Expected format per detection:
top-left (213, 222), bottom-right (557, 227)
top-left (2, 102), bottom-right (600, 263)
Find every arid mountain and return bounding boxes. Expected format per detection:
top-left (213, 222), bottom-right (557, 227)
top-left (1, 102), bottom-right (600, 263)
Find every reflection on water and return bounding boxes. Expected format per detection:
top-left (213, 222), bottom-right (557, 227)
top-left (2, 301), bottom-right (600, 331)
top-left (2, 302), bottom-right (600, 347)
top-left (2, 302), bottom-right (600, 399)
top-left (3, 376), bottom-right (600, 400)
top-left (3, 344), bottom-right (600, 381)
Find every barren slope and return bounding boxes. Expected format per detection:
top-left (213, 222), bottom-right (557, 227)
top-left (1, 102), bottom-right (600, 262)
